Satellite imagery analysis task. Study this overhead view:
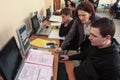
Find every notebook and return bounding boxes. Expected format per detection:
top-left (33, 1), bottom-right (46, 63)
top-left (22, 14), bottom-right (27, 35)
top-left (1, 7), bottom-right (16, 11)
top-left (31, 15), bottom-right (52, 36)
top-left (0, 37), bottom-right (54, 80)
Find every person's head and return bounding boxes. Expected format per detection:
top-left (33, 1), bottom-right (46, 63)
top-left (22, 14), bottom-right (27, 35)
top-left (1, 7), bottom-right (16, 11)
top-left (89, 17), bottom-right (116, 48)
top-left (76, 1), bottom-right (95, 24)
top-left (67, 0), bottom-right (72, 7)
top-left (69, 1), bottom-right (76, 10)
top-left (61, 7), bottom-right (72, 23)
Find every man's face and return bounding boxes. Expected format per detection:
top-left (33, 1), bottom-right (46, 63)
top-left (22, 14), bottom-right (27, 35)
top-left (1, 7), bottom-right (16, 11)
top-left (77, 10), bottom-right (91, 24)
top-left (89, 27), bottom-right (108, 48)
top-left (61, 14), bottom-right (69, 23)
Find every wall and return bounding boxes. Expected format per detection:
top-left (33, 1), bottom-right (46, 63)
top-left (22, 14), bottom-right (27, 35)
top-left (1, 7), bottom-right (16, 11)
top-left (99, 0), bottom-right (115, 4)
top-left (0, 0), bottom-right (53, 49)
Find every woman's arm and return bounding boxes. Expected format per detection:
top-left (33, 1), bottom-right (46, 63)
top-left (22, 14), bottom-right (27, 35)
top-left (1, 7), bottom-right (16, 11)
top-left (61, 19), bottom-right (79, 49)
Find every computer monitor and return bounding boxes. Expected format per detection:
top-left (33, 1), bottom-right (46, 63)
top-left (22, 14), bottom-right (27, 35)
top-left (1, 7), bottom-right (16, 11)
top-left (46, 7), bottom-right (52, 19)
top-left (16, 23), bottom-right (31, 55)
top-left (31, 14), bottom-right (40, 33)
top-left (0, 37), bottom-right (22, 80)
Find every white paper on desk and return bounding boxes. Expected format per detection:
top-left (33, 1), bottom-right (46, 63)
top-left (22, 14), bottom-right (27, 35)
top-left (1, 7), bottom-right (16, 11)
top-left (18, 63), bottom-right (52, 80)
top-left (26, 50), bottom-right (54, 67)
top-left (29, 48), bottom-right (52, 55)
top-left (51, 22), bottom-right (61, 26)
top-left (49, 15), bottom-right (62, 23)
top-left (48, 29), bottom-right (65, 40)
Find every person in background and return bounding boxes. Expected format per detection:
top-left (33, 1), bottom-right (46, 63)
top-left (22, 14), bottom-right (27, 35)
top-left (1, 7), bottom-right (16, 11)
top-left (55, 1), bottom-right (100, 53)
top-left (59, 17), bottom-right (120, 80)
top-left (113, 0), bottom-right (120, 18)
top-left (59, 7), bottom-right (74, 46)
top-left (64, 0), bottom-right (71, 7)
top-left (89, 0), bottom-right (99, 11)
top-left (69, 1), bottom-right (76, 19)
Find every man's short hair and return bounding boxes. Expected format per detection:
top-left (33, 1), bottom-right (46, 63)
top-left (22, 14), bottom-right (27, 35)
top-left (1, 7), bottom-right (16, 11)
top-left (91, 17), bottom-right (116, 38)
top-left (61, 7), bottom-right (72, 16)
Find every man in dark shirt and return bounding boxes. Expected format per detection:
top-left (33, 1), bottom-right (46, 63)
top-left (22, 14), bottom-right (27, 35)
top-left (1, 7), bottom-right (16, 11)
top-left (59, 7), bottom-right (74, 46)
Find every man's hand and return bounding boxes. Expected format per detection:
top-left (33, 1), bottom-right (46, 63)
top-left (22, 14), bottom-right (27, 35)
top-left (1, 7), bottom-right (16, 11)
top-left (59, 55), bottom-right (69, 60)
top-left (55, 47), bottom-right (62, 53)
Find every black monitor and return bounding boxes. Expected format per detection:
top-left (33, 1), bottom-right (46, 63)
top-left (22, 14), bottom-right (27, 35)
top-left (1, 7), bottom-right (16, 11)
top-left (0, 37), bottom-right (22, 80)
top-left (46, 7), bottom-right (51, 18)
top-left (31, 15), bottom-right (40, 33)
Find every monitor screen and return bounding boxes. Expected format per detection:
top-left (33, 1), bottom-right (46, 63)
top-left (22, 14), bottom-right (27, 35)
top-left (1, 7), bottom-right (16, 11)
top-left (0, 37), bottom-right (22, 80)
top-left (16, 23), bottom-right (31, 55)
top-left (46, 7), bottom-right (51, 18)
top-left (31, 15), bottom-right (40, 33)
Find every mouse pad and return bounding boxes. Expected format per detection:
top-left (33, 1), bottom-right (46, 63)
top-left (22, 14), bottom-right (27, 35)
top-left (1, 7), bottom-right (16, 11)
top-left (57, 62), bottom-right (68, 80)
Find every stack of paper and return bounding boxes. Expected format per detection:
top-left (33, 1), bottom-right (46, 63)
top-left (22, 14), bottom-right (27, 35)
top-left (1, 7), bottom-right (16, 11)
top-left (18, 49), bottom-right (54, 80)
top-left (49, 15), bottom-right (62, 23)
top-left (51, 22), bottom-right (61, 26)
top-left (48, 29), bottom-right (65, 40)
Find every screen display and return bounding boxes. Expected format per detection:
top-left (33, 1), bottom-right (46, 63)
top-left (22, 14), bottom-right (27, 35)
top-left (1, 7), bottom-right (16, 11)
top-left (0, 37), bottom-right (22, 80)
top-left (16, 23), bottom-right (30, 55)
top-left (31, 15), bottom-right (40, 33)
top-left (46, 7), bottom-right (51, 18)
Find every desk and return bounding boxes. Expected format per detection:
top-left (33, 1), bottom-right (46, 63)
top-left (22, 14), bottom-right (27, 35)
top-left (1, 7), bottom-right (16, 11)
top-left (30, 20), bottom-right (75, 80)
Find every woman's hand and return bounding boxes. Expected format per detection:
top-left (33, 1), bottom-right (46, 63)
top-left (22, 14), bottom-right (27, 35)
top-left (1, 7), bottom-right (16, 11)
top-left (55, 47), bottom-right (62, 53)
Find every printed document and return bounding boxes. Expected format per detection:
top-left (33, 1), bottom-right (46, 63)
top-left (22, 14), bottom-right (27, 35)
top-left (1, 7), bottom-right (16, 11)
top-left (18, 63), bottom-right (52, 80)
top-left (18, 49), bottom-right (54, 80)
top-left (48, 29), bottom-right (65, 40)
top-left (26, 49), bottom-right (54, 66)
top-left (49, 15), bottom-right (62, 23)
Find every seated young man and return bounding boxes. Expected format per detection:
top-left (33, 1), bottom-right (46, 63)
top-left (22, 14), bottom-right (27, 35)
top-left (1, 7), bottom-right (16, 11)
top-left (59, 7), bottom-right (74, 46)
top-left (59, 17), bottom-right (120, 80)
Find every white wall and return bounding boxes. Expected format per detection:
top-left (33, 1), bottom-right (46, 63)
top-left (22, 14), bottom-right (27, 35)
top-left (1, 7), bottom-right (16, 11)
top-left (99, 0), bottom-right (115, 4)
top-left (0, 0), bottom-right (53, 49)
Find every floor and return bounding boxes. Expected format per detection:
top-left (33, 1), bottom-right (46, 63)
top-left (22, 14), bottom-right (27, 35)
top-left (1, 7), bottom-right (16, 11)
top-left (68, 12), bottom-right (120, 67)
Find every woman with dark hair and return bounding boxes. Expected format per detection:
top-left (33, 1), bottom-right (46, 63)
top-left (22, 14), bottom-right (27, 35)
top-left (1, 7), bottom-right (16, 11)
top-left (64, 0), bottom-right (71, 7)
top-left (55, 1), bottom-right (100, 52)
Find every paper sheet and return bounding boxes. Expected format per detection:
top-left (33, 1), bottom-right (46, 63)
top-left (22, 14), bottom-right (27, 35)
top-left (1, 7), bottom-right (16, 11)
top-left (48, 29), bottom-right (65, 40)
top-left (49, 15), bottom-right (62, 23)
top-left (18, 63), bottom-right (52, 80)
top-left (26, 49), bottom-right (54, 67)
top-left (51, 22), bottom-right (61, 26)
